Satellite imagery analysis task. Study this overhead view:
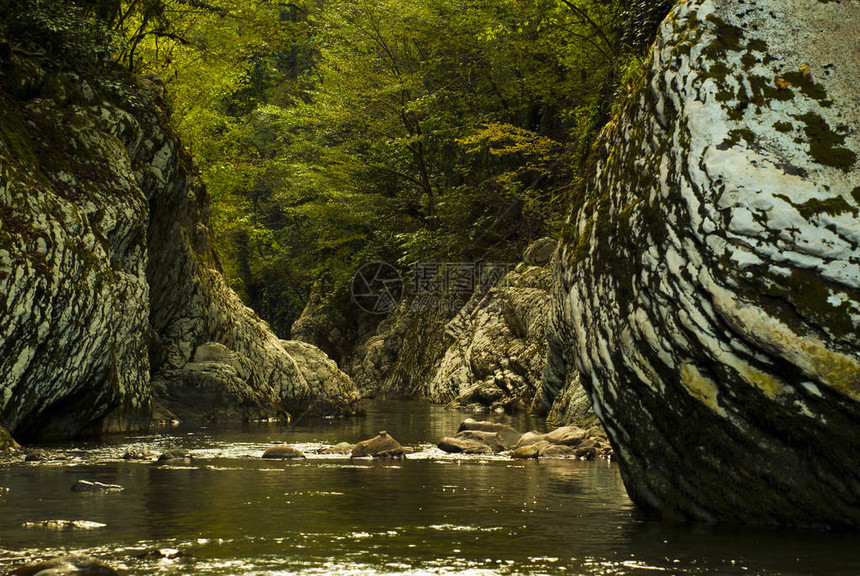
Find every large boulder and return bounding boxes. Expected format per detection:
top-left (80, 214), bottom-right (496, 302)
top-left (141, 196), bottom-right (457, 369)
top-left (549, 0), bottom-right (860, 526)
top-left (0, 14), bottom-right (361, 439)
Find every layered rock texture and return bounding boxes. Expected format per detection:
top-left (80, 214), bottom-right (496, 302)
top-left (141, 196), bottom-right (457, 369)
top-left (334, 239), bottom-right (589, 416)
top-left (548, 0), bottom-right (860, 526)
top-left (0, 47), bottom-right (359, 440)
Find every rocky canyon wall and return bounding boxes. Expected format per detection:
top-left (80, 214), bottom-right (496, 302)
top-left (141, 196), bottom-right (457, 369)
top-left (0, 42), bottom-right (359, 441)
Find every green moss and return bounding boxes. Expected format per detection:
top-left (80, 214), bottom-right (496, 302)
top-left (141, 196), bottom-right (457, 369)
top-left (797, 196), bottom-right (858, 219)
top-left (741, 53), bottom-right (759, 70)
top-left (0, 112), bottom-right (39, 169)
top-left (758, 267), bottom-right (860, 345)
top-left (774, 121), bottom-right (793, 133)
top-left (747, 38), bottom-right (768, 52)
top-left (781, 71), bottom-right (828, 100)
top-left (727, 108), bottom-right (744, 121)
top-left (572, 219), bottom-right (594, 263)
top-left (718, 128), bottom-right (756, 150)
top-left (793, 112), bottom-right (857, 171)
top-left (851, 187), bottom-right (860, 205)
top-left (715, 89), bottom-right (735, 102)
top-left (703, 14), bottom-right (744, 58)
top-left (748, 74), bottom-right (795, 106)
top-left (702, 61), bottom-right (731, 81)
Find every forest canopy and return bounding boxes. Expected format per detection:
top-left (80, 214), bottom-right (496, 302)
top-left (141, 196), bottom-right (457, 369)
top-left (1, 0), bottom-right (669, 336)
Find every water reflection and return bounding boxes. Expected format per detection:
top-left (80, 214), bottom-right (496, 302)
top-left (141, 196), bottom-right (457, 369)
top-left (1, 401), bottom-right (859, 575)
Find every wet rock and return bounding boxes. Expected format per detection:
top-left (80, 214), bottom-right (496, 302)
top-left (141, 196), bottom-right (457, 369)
top-left (539, 444), bottom-right (577, 457)
top-left (373, 446), bottom-right (413, 459)
top-left (8, 555), bottom-right (117, 576)
top-left (574, 446), bottom-right (597, 461)
top-left (157, 450), bottom-right (192, 463)
top-left (0, 426), bottom-right (20, 451)
top-left (516, 426), bottom-right (587, 448)
top-left (515, 431), bottom-right (546, 448)
top-left (437, 437), bottom-right (495, 455)
top-left (132, 548), bottom-right (190, 560)
top-left (21, 520), bottom-right (107, 530)
top-left (456, 419), bottom-right (522, 448)
top-left (544, 426), bottom-right (588, 447)
top-left (452, 430), bottom-right (507, 453)
top-left (511, 443), bottom-right (545, 459)
top-left (548, 0), bottom-right (860, 526)
top-left (122, 447), bottom-right (157, 461)
top-left (511, 441), bottom-right (578, 459)
top-left (24, 450), bottom-right (69, 463)
top-left (318, 442), bottom-right (353, 455)
top-left (350, 431), bottom-right (402, 458)
top-left (71, 480), bottom-right (123, 493)
top-left (262, 445), bottom-right (306, 459)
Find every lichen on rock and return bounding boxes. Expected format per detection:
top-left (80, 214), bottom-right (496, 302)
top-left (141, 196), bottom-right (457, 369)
top-left (0, 37), bottom-right (360, 439)
top-left (549, 0), bottom-right (860, 527)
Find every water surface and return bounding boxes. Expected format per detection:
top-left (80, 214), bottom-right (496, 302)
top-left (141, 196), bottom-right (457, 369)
top-left (1, 401), bottom-right (859, 575)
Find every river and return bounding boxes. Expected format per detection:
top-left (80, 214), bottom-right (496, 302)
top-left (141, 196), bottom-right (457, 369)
top-left (1, 401), bottom-right (860, 575)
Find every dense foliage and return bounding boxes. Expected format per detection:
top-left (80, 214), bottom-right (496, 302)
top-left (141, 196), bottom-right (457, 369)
top-left (2, 0), bottom-right (664, 336)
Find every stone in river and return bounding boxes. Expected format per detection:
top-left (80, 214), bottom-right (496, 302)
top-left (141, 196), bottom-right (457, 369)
top-left (8, 555), bottom-right (117, 576)
top-left (262, 445), bottom-right (306, 459)
top-left (350, 431), bottom-right (402, 458)
top-left (156, 450), bottom-right (193, 463)
top-left (456, 418), bottom-right (522, 448)
top-left (437, 436), bottom-right (494, 455)
top-left (71, 480), bottom-right (123, 492)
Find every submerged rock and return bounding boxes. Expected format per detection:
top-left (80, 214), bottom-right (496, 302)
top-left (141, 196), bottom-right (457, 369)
top-left (549, 0), bottom-right (860, 526)
top-left (21, 521), bottom-right (107, 530)
top-left (71, 480), bottom-right (123, 493)
top-left (132, 548), bottom-right (190, 560)
top-left (23, 450), bottom-right (70, 463)
top-left (261, 445), bottom-right (306, 459)
top-left (157, 450), bottom-right (192, 463)
top-left (122, 447), bottom-right (157, 461)
top-left (8, 555), bottom-right (117, 576)
top-left (350, 431), bottom-right (403, 458)
top-left (318, 442), bottom-right (353, 455)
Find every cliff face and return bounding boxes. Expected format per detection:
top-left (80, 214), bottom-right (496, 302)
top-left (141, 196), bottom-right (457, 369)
top-left (0, 49), bottom-right (359, 440)
top-left (549, 0), bottom-right (860, 526)
top-left (299, 238), bottom-right (596, 422)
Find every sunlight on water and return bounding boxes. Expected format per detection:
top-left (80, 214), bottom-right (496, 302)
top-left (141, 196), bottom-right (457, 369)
top-left (2, 401), bottom-right (860, 575)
